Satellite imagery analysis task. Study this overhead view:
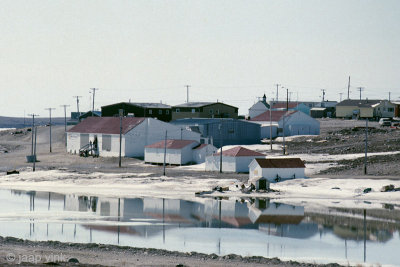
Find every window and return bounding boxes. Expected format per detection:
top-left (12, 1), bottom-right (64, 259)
top-left (149, 109), bottom-right (152, 115)
top-left (176, 108), bottom-right (180, 113)
top-left (166, 110), bottom-right (170, 115)
top-left (388, 108), bottom-right (394, 112)
top-left (216, 109), bottom-right (220, 115)
top-left (159, 110), bottom-right (162, 115)
top-left (102, 135), bottom-right (111, 151)
top-left (209, 109), bottom-right (213, 114)
top-left (191, 108), bottom-right (196, 113)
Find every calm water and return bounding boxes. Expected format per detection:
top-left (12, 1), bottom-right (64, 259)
top-left (0, 189), bottom-right (399, 266)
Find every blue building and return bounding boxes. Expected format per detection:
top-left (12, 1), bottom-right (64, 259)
top-left (171, 118), bottom-right (260, 148)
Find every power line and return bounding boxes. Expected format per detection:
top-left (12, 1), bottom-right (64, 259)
top-left (358, 87), bottom-right (365, 100)
top-left (73, 96), bottom-right (82, 114)
top-left (185, 85), bottom-right (190, 103)
top-left (60, 105), bottom-right (70, 146)
top-left (90, 88), bottom-right (99, 116)
top-left (44, 108), bottom-right (56, 153)
top-left (27, 113), bottom-right (39, 156)
top-left (321, 89), bottom-right (326, 102)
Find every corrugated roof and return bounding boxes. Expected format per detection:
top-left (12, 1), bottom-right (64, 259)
top-left (145, 139), bottom-right (197, 149)
top-left (213, 146), bottom-right (265, 157)
top-left (254, 158), bottom-right (305, 168)
top-left (271, 102), bottom-right (299, 109)
top-left (250, 110), bottom-right (297, 122)
top-left (336, 99), bottom-right (381, 107)
top-left (172, 102), bottom-right (238, 109)
top-left (102, 102), bottom-right (171, 109)
top-left (67, 117), bottom-right (145, 134)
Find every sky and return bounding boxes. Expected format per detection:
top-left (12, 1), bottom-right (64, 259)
top-left (1, 0), bottom-right (400, 117)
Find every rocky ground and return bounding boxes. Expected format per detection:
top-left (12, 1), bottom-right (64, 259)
top-left (283, 118), bottom-right (400, 176)
top-left (0, 237), bottom-right (343, 267)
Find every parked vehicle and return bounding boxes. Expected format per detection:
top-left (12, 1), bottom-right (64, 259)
top-left (379, 118), bottom-right (391, 127)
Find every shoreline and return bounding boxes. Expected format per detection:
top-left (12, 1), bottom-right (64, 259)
top-left (0, 236), bottom-right (344, 267)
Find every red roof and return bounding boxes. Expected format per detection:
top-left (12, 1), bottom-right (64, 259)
top-left (68, 117), bottom-right (145, 134)
top-left (193, 144), bottom-right (208, 150)
top-left (213, 146), bottom-right (265, 157)
top-left (254, 158), bottom-right (305, 168)
top-left (250, 110), bottom-right (297, 122)
top-left (271, 102), bottom-right (299, 109)
top-left (145, 139), bottom-right (197, 149)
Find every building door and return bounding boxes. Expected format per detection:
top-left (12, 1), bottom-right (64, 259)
top-left (80, 134), bottom-right (89, 148)
top-left (259, 179), bottom-right (267, 190)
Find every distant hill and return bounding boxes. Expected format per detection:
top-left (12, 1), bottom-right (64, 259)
top-left (0, 116), bottom-right (67, 129)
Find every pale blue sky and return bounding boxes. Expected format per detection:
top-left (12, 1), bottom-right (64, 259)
top-left (1, 0), bottom-right (399, 117)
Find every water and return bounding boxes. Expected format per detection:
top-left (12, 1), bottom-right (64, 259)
top-left (0, 189), bottom-right (399, 266)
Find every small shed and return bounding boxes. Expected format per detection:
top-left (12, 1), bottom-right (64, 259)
top-left (145, 140), bottom-right (217, 165)
top-left (249, 158), bottom-right (305, 184)
top-left (310, 107), bottom-right (327, 118)
top-left (145, 140), bottom-right (199, 165)
top-left (205, 146), bottom-right (265, 173)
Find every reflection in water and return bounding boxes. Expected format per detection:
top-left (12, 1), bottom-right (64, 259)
top-left (1, 189), bottom-right (400, 266)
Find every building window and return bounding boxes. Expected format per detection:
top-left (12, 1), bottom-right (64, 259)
top-left (388, 108), bottom-right (394, 112)
top-left (166, 110), bottom-right (170, 115)
top-left (209, 109), bottom-right (213, 114)
top-left (216, 109), bottom-right (220, 115)
top-left (159, 110), bottom-right (162, 115)
top-left (102, 135), bottom-right (111, 151)
top-left (192, 108), bottom-right (196, 113)
top-left (176, 108), bottom-right (180, 113)
top-left (149, 109), bottom-right (152, 115)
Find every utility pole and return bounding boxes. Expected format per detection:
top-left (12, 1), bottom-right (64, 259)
top-left (33, 127), bottom-right (37, 171)
top-left (45, 108), bottom-right (56, 153)
top-left (389, 92), bottom-right (391, 101)
top-left (73, 96), bottom-right (82, 121)
top-left (119, 109), bottom-right (123, 168)
top-left (283, 88), bottom-right (288, 155)
top-left (364, 118), bottom-right (368, 175)
top-left (358, 87), bottom-right (364, 100)
top-left (90, 88), bottom-right (99, 116)
top-left (219, 123), bottom-right (223, 173)
top-left (339, 93), bottom-right (343, 102)
top-left (28, 113), bottom-right (39, 156)
top-left (163, 130), bottom-right (167, 176)
top-left (321, 89), bottom-right (326, 102)
top-left (185, 85), bottom-right (190, 103)
top-left (269, 104), bottom-right (273, 151)
top-left (275, 84), bottom-right (280, 103)
top-left (347, 76), bottom-right (351, 100)
top-left (60, 105), bottom-right (70, 146)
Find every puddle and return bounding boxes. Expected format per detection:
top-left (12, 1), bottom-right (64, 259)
top-left (0, 189), bottom-right (399, 266)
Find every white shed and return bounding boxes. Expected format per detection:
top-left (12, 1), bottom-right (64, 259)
top-left (205, 146), bottom-right (266, 173)
top-left (67, 117), bottom-right (200, 158)
top-left (192, 144), bottom-right (218, 164)
top-left (250, 110), bottom-right (320, 137)
top-left (145, 140), bottom-right (217, 165)
top-left (249, 158), bottom-right (306, 184)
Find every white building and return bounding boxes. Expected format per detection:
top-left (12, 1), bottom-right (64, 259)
top-left (67, 117), bottom-right (200, 158)
top-left (250, 110), bottom-right (320, 137)
top-left (144, 139), bottom-right (216, 165)
top-left (205, 146), bottom-right (266, 173)
top-left (249, 158), bottom-right (306, 185)
top-left (248, 94), bottom-right (270, 119)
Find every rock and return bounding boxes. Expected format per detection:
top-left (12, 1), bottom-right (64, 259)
top-left (331, 187), bottom-right (340, 190)
top-left (381, 184), bottom-right (395, 192)
top-left (68, 258), bottom-right (79, 263)
top-left (6, 170), bottom-right (19, 175)
top-left (363, 188), bottom-right (372, 194)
